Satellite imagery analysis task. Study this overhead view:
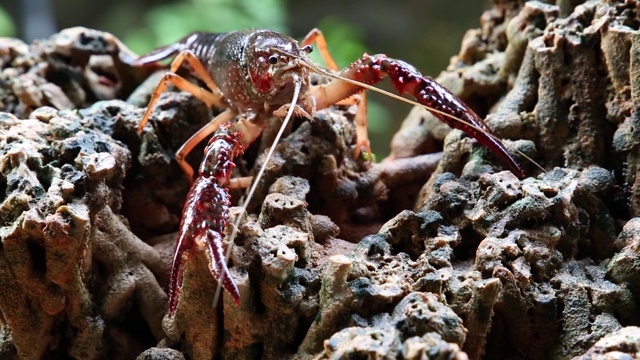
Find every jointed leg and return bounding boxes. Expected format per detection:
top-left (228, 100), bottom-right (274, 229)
top-left (328, 93), bottom-right (372, 158)
top-left (302, 29), bottom-right (372, 159)
top-left (168, 50), bottom-right (222, 99)
top-left (176, 109), bottom-right (235, 181)
top-left (137, 50), bottom-right (225, 133)
top-left (300, 28), bottom-right (339, 71)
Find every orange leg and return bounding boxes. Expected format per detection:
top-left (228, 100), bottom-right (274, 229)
top-left (301, 29), bottom-right (372, 159)
top-left (137, 50), bottom-right (225, 133)
top-left (351, 94), bottom-right (370, 159)
top-left (175, 109), bottom-right (235, 181)
top-left (300, 28), bottom-right (339, 71)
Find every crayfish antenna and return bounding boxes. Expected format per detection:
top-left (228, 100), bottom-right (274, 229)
top-left (212, 75), bottom-right (304, 307)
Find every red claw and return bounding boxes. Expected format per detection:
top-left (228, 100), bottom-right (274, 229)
top-left (168, 124), bottom-right (244, 315)
top-left (333, 54), bottom-right (526, 178)
top-left (376, 56), bottom-right (526, 179)
top-left (168, 176), bottom-right (241, 314)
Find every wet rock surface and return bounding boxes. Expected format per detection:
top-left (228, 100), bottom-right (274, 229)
top-left (2, 1), bottom-right (640, 359)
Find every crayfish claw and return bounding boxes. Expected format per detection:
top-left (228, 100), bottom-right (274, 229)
top-left (167, 175), bottom-right (239, 315)
top-left (167, 237), bottom-right (189, 315)
top-left (205, 230), bottom-right (241, 304)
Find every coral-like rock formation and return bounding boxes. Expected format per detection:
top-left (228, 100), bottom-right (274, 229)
top-left (0, 110), bottom-right (167, 359)
top-left (574, 326), bottom-right (640, 360)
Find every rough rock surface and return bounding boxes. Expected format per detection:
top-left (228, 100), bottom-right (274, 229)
top-left (1, 1), bottom-right (640, 359)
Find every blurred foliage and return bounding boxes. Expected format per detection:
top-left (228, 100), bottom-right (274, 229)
top-left (123, 0), bottom-right (288, 53)
top-left (0, 5), bottom-right (15, 37)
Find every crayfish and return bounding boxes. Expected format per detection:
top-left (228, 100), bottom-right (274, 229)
top-left (133, 28), bottom-right (525, 315)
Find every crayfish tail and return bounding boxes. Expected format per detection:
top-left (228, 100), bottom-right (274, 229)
top-left (133, 32), bottom-right (225, 66)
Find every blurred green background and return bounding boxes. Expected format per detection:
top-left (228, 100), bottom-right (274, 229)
top-left (0, 0), bottom-right (488, 157)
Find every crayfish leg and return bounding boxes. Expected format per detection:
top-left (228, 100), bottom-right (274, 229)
top-left (175, 109), bottom-right (236, 181)
top-left (228, 176), bottom-right (253, 189)
top-left (136, 50), bottom-right (225, 134)
top-left (137, 71), bottom-right (224, 133)
top-left (301, 28), bottom-right (373, 159)
top-left (349, 94), bottom-right (371, 159)
top-left (167, 50), bottom-right (223, 102)
top-left (300, 28), bottom-right (340, 71)
top-left (168, 176), bottom-right (241, 315)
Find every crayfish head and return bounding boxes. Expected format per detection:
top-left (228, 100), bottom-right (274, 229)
top-left (244, 30), bottom-right (311, 106)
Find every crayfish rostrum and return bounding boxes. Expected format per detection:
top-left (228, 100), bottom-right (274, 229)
top-left (133, 28), bottom-right (525, 315)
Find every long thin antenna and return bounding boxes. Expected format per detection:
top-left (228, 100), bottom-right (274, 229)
top-left (213, 75), bottom-right (303, 306)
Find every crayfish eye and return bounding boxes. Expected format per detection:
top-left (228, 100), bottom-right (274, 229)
top-left (268, 55), bottom-right (279, 64)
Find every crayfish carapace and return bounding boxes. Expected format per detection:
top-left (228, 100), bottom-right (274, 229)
top-left (134, 28), bottom-right (526, 315)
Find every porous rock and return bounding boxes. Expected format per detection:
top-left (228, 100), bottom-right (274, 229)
top-left (573, 326), bottom-right (640, 360)
top-left (0, 109), bottom-right (166, 359)
top-left (3, 2), bottom-right (640, 359)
